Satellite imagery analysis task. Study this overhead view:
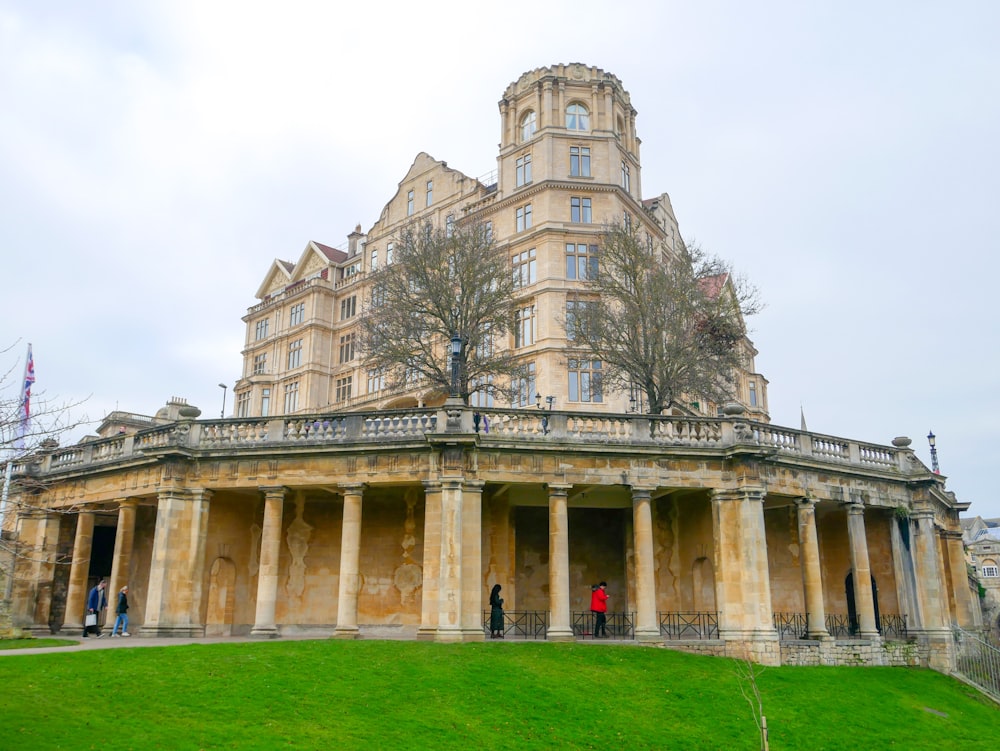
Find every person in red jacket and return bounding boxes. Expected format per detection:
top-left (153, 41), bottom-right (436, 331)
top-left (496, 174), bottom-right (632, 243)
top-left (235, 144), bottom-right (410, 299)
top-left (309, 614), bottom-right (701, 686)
top-left (590, 581), bottom-right (609, 638)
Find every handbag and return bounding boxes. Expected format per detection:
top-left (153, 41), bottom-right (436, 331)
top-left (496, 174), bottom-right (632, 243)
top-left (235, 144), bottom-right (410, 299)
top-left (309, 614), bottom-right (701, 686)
top-left (85, 613), bottom-right (97, 627)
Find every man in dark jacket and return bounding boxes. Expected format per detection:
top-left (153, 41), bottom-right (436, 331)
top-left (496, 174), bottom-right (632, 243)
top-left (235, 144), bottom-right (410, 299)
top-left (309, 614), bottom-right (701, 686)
top-left (83, 579), bottom-right (107, 637)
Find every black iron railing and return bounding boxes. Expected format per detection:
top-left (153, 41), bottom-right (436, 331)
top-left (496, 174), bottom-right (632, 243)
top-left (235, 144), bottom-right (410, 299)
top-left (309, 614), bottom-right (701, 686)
top-left (773, 612), bottom-right (809, 640)
top-left (658, 611), bottom-right (719, 640)
top-left (878, 613), bottom-right (907, 639)
top-left (481, 610), bottom-right (548, 640)
top-left (572, 611), bottom-right (635, 639)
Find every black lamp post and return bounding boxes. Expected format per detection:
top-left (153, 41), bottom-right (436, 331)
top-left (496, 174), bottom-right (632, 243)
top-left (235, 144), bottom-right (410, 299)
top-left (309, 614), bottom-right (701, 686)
top-left (218, 383), bottom-right (227, 419)
top-left (927, 430), bottom-right (939, 474)
top-left (449, 333), bottom-right (462, 398)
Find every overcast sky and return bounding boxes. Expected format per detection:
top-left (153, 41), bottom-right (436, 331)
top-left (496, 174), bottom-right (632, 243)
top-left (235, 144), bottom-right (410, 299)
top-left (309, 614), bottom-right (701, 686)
top-left (2, 1), bottom-right (997, 517)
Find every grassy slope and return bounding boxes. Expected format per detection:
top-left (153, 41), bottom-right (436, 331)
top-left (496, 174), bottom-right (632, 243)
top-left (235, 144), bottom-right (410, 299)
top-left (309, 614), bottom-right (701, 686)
top-left (0, 640), bottom-right (995, 750)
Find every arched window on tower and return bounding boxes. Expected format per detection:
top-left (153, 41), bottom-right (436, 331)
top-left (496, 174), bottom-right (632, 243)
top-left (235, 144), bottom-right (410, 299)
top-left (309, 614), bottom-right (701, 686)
top-left (566, 103), bottom-right (590, 131)
top-left (520, 111), bottom-right (536, 142)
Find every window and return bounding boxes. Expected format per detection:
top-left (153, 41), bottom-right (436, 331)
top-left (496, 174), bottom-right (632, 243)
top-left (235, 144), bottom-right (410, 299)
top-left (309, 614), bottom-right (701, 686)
top-left (514, 304), bottom-right (536, 348)
top-left (566, 103), bottom-right (589, 131)
top-left (470, 375), bottom-right (494, 408)
top-left (570, 146), bottom-right (590, 177)
top-left (566, 243), bottom-right (599, 280)
top-left (236, 391), bottom-right (251, 418)
top-left (621, 160), bottom-right (631, 191)
top-left (386, 242), bottom-right (394, 265)
top-left (340, 295), bottom-right (357, 320)
top-left (367, 368), bottom-right (386, 394)
top-left (516, 154), bottom-right (532, 187)
top-left (339, 333), bottom-right (356, 364)
top-left (260, 388), bottom-right (270, 417)
top-left (370, 248), bottom-right (378, 271)
top-left (335, 376), bottom-right (353, 403)
top-left (253, 353), bottom-right (267, 375)
top-left (571, 197), bottom-right (592, 223)
top-left (516, 204), bottom-right (532, 232)
top-left (283, 382), bottom-right (299, 413)
top-left (426, 180), bottom-right (433, 207)
top-left (983, 564), bottom-right (999, 578)
top-left (407, 190), bottom-right (414, 216)
top-left (404, 367), bottom-right (421, 387)
top-left (343, 261), bottom-right (361, 279)
top-left (513, 363), bottom-right (536, 407)
top-left (254, 318), bottom-right (269, 341)
top-left (446, 214), bottom-right (455, 237)
top-left (287, 339), bottom-right (303, 369)
top-left (512, 248), bottom-right (537, 288)
top-left (566, 299), bottom-right (595, 341)
top-left (748, 381), bottom-right (758, 407)
top-left (476, 323), bottom-right (495, 360)
top-left (289, 303), bottom-right (305, 326)
top-left (520, 111), bottom-right (536, 141)
top-left (484, 221), bottom-right (493, 242)
top-left (370, 282), bottom-right (386, 308)
top-left (623, 212), bottom-right (632, 232)
top-left (568, 359), bottom-right (602, 402)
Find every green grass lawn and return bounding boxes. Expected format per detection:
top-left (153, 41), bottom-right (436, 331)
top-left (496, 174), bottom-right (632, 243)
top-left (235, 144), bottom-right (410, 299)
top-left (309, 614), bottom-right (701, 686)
top-left (0, 640), bottom-right (995, 750)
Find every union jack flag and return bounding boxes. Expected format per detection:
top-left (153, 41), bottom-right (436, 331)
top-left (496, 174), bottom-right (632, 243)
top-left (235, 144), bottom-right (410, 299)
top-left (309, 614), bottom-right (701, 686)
top-left (16, 343), bottom-right (34, 448)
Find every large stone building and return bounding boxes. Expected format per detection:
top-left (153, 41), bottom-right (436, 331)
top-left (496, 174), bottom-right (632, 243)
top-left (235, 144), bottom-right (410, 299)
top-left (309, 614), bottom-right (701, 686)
top-left (1, 65), bottom-right (978, 670)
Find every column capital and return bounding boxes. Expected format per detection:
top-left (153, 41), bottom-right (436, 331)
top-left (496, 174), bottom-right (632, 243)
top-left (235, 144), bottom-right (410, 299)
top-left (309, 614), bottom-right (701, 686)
top-left (629, 486), bottom-right (656, 500)
top-left (847, 502), bottom-right (865, 516)
top-left (339, 483), bottom-right (367, 495)
top-left (795, 496), bottom-right (817, 508)
top-left (546, 483), bottom-right (572, 497)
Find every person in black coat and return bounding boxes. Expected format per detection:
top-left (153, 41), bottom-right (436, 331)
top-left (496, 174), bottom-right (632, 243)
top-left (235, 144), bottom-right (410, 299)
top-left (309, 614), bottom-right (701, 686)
top-left (489, 584), bottom-right (504, 639)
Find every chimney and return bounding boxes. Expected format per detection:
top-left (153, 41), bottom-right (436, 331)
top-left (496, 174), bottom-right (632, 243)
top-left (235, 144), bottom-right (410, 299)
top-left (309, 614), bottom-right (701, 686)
top-left (348, 224), bottom-right (364, 256)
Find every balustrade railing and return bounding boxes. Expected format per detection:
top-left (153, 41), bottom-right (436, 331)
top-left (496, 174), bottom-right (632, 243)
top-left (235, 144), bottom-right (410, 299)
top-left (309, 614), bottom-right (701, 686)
top-left (658, 611), bottom-right (719, 640)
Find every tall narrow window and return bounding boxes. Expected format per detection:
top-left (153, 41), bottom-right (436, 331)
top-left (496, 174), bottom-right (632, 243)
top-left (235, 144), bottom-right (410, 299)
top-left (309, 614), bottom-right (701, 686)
top-left (621, 160), bottom-right (631, 191)
top-left (748, 381), bottom-right (758, 407)
top-left (339, 333), bottom-right (356, 364)
top-left (566, 299), bottom-right (594, 341)
top-left (484, 221), bottom-right (493, 242)
top-left (407, 190), bottom-right (414, 216)
top-left (261, 388), bottom-right (271, 417)
top-left (287, 339), bottom-right (303, 369)
top-left (570, 197), bottom-right (592, 223)
top-left (289, 303), bottom-right (305, 326)
top-left (512, 248), bottom-right (537, 288)
top-left (520, 111), bottom-right (536, 141)
top-left (568, 359), bottom-right (602, 402)
top-left (446, 214), bottom-right (455, 237)
top-left (386, 242), bottom-right (394, 265)
top-left (566, 243), bottom-right (599, 280)
top-left (516, 154), bottom-right (532, 187)
top-left (255, 318), bottom-right (270, 341)
top-left (570, 146), bottom-right (591, 177)
top-left (470, 375), bottom-right (495, 408)
top-left (283, 382), bottom-right (299, 413)
top-left (370, 248), bottom-right (378, 271)
top-left (335, 376), bottom-right (353, 403)
top-left (514, 304), bottom-right (536, 348)
top-left (367, 368), bottom-right (386, 394)
top-left (236, 391), bottom-right (251, 418)
top-left (516, 204), bottom-right (532, 232)
top-left (426, 180), bottom-right (433, 207)
top-left (513, 363), bottom-right (536, 407)
top-left (340, 296), bottom-right (357, 320)
top-left (566, 103), bottom-right (590, 131)
top-left (253, 353), bottom-right (267, 375)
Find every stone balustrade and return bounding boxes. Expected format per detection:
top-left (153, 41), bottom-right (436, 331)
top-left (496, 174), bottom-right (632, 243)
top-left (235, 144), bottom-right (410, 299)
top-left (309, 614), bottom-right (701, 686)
top-left (10, 406), bottom-right (923, 479)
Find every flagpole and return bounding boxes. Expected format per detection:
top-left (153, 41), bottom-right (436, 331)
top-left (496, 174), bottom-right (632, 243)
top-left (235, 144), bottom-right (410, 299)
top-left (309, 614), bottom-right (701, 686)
top-left (0, 343), bottom-right (33, 534)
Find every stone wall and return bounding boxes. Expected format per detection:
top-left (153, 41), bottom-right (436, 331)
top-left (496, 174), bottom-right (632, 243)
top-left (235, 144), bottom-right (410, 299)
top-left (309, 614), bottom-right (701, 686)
top-left (779, 638), bottom-right (930, 667)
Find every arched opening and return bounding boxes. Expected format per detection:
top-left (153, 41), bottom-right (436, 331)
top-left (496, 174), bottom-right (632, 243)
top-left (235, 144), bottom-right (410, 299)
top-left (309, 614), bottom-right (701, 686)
top-left (845, 572), bottom-right (881, 635)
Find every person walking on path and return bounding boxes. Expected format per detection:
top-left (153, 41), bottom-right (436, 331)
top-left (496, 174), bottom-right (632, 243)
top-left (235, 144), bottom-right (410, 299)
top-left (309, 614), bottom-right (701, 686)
top-left (110, 585), bottom-right (130, 637)
top-left (83, 579), bottom-right (107, 638)
top-left (489, 584), bottom-right (505, 639)
top-left (590, 581), bottom-right (609, 638)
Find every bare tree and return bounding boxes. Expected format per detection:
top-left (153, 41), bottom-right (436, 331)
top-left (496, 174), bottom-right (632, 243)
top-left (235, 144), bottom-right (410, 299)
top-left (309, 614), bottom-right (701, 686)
top-left (359, 222), bottom-right (524, 404)
top-left (735, 657), bottom-right (770, 751)
top-left (568, 222), bottom-right (761, 415)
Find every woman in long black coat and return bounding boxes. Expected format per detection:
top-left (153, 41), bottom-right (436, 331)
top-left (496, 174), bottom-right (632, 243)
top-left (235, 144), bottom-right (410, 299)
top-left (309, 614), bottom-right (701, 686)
top-left (489, 584), bottom-right (504, 639)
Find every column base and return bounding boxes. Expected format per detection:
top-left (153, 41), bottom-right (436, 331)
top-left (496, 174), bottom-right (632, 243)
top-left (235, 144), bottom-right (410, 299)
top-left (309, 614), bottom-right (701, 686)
top-left (331, 626), bottom-right (360, 640)
top-left (249, 626), bottom-right (281, 639)
top-left (636, 628), bottom-right (661, 643)
top-left (140, 625), bottom-right (206, 638)
top-left (547, 628), bottom-right (575, 642)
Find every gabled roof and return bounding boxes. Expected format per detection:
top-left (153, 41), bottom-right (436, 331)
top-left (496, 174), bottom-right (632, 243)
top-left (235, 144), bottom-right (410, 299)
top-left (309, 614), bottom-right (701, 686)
top-left (254, 241), bottom-right (346, 300)
top-left (698, 272), bottom-right (730, 300)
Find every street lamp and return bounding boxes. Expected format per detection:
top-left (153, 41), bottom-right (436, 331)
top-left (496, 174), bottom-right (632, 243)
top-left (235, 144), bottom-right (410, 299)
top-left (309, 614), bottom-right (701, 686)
top-left (927, 430), bottom-right (939, 474)
top-left (449, 333), bottom-right (462, 398)
top-left (218, 383), bottom-right (227, 419)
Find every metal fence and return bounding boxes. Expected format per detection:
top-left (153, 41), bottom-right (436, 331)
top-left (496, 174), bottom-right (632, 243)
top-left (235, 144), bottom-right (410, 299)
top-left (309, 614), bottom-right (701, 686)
top-left (773, 612), bottom-right (809, 640)
top-left (572, 611), bottom-right (635, 640)
top-left (481, 610), bottom-right (548, 640)
top-left (954, 627), bottom-right (1000, 701)
top-left (658, 611), bottom-right (719, 640)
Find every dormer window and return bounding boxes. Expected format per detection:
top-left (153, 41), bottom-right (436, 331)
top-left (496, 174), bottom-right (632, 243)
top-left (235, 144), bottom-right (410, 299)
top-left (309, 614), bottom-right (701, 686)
top-left (520, 111), bottom-right (536, 142)
top-left (566, 103), bottom-right (590, 131)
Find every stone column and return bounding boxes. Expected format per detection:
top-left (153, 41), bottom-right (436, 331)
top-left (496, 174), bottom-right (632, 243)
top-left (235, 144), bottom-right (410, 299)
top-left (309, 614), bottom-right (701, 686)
top-left (17, 511), bottom-right (61, 633)
top-left (796, 499), bottom-right (829, 638)
top-left (889, 513), bottom-right (921, 629)
top-left (942, 530), bottom-right (977, 628)
top-left (460, 481), bottom-right (485, 640)
top-left (437, 479), bottom-right (464, 641)
top-left (417, 481), bottom-right (442, 639)
top-left (333, 484), bottom-right (365, 639)
top-left (144, 488), bottom-right (212, 637)
top-left (251, 487), bottom-right (286, 638)
top-left (912, 510), bottom-right (948, 631)
top-left (63, 511), bottom-right (95, 632)
top-left (107, 500), bottom-right (138, 608)
top-left (632, 487), bottom-right (659, 641)
top-left (846, 503), bottom-right (879, 639)
top-left (547, 484), bottom-right (574, 641)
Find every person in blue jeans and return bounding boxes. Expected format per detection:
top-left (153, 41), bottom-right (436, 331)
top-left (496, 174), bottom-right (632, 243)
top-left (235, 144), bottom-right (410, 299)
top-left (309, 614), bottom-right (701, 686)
top-left (110, 585), bottom-right (130, 637)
